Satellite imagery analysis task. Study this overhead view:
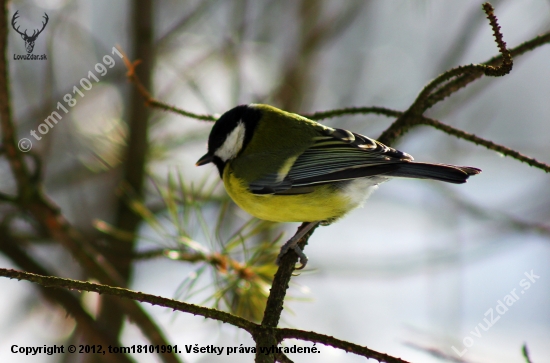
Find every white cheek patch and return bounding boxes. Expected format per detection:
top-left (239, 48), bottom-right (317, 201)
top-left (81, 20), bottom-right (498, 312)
top-left (215, 121), bottom-right (246, 162)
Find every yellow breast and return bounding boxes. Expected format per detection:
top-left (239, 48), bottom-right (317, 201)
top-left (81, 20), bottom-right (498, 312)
top-left (223, 167), bottom-right (352, 223)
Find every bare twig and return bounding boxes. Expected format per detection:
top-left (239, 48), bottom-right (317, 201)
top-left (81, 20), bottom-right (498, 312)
top-left (0, 267), bottom-right (257, 333)
top-left (420, 117), bottom-right (550, 173)
top-left (0, 267), bottom-right (412, 363)
top-left (277, 328), bottom-right (410, 363)
top-left (481, 2), bottom-right (512, 75)
top-left (302, 106), bottom-right (402, 121)
top-left (408, 3), bottom-right (511, 116)
top-left (302, 104), bottom-right (550, 173)
top-left (379, 3), bottom-right (519, 146)
top-left (255, 222), bottom-right (319, 363)
top-left (0, 230), bottom-right (134, 363)
top-left (121, 52), bottom-right (215, 121)
top-left (425, 31), bottom-right (550, 110)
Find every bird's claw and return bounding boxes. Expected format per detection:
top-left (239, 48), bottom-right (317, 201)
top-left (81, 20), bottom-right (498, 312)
top-left (276, 242), bottom-right (308, 269)
top-left (275, 221), bottom-right (318, 269)
top-left (292, 245), bottom-right (308, 270)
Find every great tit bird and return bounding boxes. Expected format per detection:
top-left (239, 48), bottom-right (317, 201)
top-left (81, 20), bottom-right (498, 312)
top-left (196, 104), bottom-right (480, 267)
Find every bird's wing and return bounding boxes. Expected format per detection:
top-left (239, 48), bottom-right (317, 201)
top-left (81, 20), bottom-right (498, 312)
top-left (248, 128), bottom-right (412, 194)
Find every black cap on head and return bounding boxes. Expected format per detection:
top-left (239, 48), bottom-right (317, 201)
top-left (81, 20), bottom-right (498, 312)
top-left (196, 104), bottom-right (262, 176)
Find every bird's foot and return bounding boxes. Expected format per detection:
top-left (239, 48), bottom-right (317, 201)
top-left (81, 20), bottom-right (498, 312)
top-left (275, 222), bottom-right (318, 269)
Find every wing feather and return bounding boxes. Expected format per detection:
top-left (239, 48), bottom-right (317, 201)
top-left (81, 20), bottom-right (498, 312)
top-left (248, 127), bottom-right (412, 194)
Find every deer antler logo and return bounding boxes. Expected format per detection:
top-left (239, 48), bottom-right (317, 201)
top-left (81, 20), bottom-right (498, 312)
top-left (12, 11), bottom-right (49, 54)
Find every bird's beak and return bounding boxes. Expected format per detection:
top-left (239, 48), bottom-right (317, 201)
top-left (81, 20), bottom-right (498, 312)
top-left (196, 153), bottom-right (213, 166)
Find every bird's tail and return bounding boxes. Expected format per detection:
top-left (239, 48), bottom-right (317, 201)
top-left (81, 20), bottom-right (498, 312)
top-left (387, 162), bottom-right (481, 184)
